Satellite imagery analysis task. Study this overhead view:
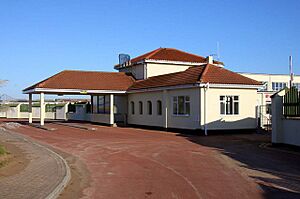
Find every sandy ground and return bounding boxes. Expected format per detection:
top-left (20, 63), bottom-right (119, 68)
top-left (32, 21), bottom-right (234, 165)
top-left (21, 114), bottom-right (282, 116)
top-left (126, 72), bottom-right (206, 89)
top-left (0, 141), bottom-right (29, 178)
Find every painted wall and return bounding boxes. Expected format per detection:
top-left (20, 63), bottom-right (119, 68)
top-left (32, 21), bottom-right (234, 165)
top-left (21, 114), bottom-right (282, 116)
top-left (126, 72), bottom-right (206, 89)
top-left (271, 90), bottom-right (300, 147)
top-left (200, 87), bottom-right (258, 130)
top-left (127, 91), bottom-right (164, 127)
top-left (127, 88), bottom-right (201, 129)
top-left (119, 64), bottom-right (145, 80)
top-left (146, 63), bottom-right (191, 78)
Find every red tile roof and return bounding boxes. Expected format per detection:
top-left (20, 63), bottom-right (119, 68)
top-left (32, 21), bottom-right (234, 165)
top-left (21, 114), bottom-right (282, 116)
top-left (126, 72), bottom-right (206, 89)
top-left (23, 70), bottom-right (135, 92)
top-left (24, 65), bottom-right (261, 93)
top-left (129, 64), bottom-right (261, 90)
top-left (116, 48), bottom-right (223, 67)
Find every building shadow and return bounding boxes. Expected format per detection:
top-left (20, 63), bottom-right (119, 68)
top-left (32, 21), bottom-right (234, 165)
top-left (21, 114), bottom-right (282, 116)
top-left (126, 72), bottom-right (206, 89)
top-left (177, 118), bottom-right (300, 199)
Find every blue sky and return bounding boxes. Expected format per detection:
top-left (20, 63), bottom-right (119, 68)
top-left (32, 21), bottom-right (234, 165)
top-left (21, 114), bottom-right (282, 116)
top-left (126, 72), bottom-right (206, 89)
top-left (0, 0), bottom-right (299, 98)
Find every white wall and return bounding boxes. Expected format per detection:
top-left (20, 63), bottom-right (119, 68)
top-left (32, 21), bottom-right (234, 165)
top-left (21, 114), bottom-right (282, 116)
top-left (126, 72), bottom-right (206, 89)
top-left (272, 90), bottom-right (300, 147)
top-left (146, 63), bottom-right (191, 78)
top-left (119, 64), bottom-right (145, 80)
top-left (128, 87), bottom-right (258, 130)
top-left (201, 87), bottom-right (257, 130)
top-left (127, 91), bottom-right (164, 127)
top-left (128, 88), bottom-right (201, 129)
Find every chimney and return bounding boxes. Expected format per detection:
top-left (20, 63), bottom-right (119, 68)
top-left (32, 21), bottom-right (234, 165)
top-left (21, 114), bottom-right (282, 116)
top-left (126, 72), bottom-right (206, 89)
top-left (206, 56), bottom-right (213, 64)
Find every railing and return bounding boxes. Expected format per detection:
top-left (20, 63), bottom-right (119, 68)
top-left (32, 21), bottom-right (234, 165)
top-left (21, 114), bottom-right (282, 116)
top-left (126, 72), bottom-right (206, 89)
top-left (283, 87), bottom-right (300, 117)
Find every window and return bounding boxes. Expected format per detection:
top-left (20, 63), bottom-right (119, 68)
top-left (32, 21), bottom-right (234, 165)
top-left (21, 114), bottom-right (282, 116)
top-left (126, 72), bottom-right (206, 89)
top-left (139, 101), bottom-right (143, 114)
top-left (292, 83), bottom-right (300, 90)
top-left (147, 101), bottom-right (152, 115)
top-left (96, 95), bottom-right (110, 114)
top-left (157, 100), bottom-right (162, 115)
top-left (173, 96), bottom-right (190, 115)
top-left (220, 95), bottom-right (239, 115)
top-left (272, 82), bottom-right (287, 91)
top-left (98, 96), bottom-right (104, 113)
top-left (91, 95), bottom-right (110, 114)
top-left (92, 96), bottom-right (97, 113)
top-left (130, 101), bottom-right (135, 114)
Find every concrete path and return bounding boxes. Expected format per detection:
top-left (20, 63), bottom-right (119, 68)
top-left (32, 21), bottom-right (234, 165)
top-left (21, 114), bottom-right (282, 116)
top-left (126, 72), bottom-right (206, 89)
top-left (0, 128), bottom-right (70, 199)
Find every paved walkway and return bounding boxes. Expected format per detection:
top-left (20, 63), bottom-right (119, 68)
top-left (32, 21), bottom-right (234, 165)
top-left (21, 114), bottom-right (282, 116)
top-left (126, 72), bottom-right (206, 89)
top-left (0, 128), bottom-right (70, 199)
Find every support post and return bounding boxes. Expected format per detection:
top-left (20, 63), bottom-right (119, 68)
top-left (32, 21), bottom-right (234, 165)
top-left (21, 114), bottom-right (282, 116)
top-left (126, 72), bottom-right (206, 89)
top-left (29, 94), bottom-right (33, 123)
top-left (40, 93), bottom-right (45, 126)
top-left (163, 90), bottom-right (168, 129)
top-left (109, 94), bottom-right (114, 126)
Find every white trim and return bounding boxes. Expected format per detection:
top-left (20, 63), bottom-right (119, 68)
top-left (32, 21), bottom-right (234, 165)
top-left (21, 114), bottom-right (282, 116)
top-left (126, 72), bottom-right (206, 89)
top-left (144, 59), bottom-right (207, 66)
top-left (23, 84), bottom-right (262, 95)
top-left (205, 84), bottom-right (262, 89)
top-left (128, 83), bottom-right (262, 93)
top-left (23, 88), bottom-right (126, 94)
top-left (114, 60), bottom-right (208, 69)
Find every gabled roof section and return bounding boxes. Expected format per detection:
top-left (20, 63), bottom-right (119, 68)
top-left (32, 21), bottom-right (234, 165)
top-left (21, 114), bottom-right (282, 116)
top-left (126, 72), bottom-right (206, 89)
top-left (115, 48), bottom-right (223, 68)
top-left (23, 70), bottom-right (135, 92)
top-left (129, 64), bottom-right (261, 90)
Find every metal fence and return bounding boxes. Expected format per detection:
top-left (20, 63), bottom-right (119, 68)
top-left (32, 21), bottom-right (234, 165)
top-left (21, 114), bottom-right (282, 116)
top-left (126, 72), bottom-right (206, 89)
top-left (283, 87), bottom-right (300, 117)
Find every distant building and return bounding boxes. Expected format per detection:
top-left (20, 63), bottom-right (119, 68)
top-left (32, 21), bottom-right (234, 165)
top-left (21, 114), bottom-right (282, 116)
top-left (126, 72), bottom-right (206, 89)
top-left (238, 72), bottom-right (299, 129)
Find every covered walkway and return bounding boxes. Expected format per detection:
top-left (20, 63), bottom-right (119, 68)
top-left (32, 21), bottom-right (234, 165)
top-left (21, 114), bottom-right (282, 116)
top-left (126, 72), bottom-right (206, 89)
top-left (23, 70), bottom-right (135, 126)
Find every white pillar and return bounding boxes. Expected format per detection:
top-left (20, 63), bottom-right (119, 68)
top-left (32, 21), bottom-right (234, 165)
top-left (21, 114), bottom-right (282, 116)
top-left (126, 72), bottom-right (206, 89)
top-left (40, 93), bottom-right (45, 126)
top-left (29, 94), bottom-right (33, 123)
top-left (163, 90), bottom-right (168, 129)
top-left (109, 94), bottom-right (114, 125)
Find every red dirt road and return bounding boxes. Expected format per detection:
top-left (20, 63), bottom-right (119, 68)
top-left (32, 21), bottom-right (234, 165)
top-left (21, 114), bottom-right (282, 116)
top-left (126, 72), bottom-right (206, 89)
top-left (11, 123), bottom-right (263, 199)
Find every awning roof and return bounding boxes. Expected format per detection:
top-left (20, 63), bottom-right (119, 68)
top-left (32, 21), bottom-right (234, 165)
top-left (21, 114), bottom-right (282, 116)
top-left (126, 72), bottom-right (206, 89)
top-left (23, 70), bottom-right (135, 94)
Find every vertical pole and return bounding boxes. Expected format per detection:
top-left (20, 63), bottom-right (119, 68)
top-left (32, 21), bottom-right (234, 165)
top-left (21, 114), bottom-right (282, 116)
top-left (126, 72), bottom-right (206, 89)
top-left (109, 94), bottom-right (114, 125)
top-left (29, 94), bottom-right (33, 123)
top-left (163, 90), bottom-right (168, 129)
top-left (40, 93), bottom-right (45, 126)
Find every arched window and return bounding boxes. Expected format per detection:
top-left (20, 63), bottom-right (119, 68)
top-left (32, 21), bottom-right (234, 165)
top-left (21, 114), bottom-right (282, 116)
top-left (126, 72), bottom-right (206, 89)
top-left (147, 101), bottom-right (152, 115)
top-left (130, 101), bottom-right (135, 115)
top-left (139, 101), bottom-right (143, 114)
top-left (157, 100), bottom-right (162, 115)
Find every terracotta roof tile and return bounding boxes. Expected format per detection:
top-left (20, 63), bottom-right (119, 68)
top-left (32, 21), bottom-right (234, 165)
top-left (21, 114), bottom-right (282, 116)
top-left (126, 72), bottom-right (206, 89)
top-left (129, 64), bottom-right (261, 90)
top-left (23, 70), bottom-right (135, 92)
top-left (116, 48), bottom-right (223, 66)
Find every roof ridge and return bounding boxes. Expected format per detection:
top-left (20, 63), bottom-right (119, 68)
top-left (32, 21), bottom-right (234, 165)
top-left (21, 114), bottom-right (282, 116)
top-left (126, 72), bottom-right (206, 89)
top-left (62, 69), bottom-right (123, 74)
top-left (198, 64), bottom-right (210, 82)
top-left (145, 47), bottom-right (163, 59)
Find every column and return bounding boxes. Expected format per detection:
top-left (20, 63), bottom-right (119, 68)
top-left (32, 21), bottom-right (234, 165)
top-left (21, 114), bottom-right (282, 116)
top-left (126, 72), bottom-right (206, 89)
top-left (109, 94), bottom-right (114, 125)
top-left (29, 94), bottom-right (33, 123)
top-left (40, 93), bottom-right (45, 126)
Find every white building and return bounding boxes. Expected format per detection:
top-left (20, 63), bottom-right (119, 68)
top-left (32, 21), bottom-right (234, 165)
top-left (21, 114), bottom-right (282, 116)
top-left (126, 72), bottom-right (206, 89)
top-left (23, 48), bottom-right (262, 132)
top-left (238, 72), bottom-right (299, 129)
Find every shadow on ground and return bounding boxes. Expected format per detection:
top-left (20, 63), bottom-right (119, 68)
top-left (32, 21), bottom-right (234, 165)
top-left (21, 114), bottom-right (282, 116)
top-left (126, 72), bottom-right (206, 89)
top-left (179, 132), bottom-right (300, 199)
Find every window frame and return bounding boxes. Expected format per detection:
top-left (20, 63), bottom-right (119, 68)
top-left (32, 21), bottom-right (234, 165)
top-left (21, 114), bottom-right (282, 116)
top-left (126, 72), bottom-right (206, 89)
top-left (130, 101), bottom-right (135, 115)
top-left (272, 82), bottom-right (287, 91)
top-left (139, 101), bottom-right (143, 115)
top-left (147, 101), bottom-right (152, 115)
top-left (157, 100), bottom-right (162, 115)
top-left (172, 96), bottom-right (191, 116)
top-left (220, 95), bottom-right (239, 115)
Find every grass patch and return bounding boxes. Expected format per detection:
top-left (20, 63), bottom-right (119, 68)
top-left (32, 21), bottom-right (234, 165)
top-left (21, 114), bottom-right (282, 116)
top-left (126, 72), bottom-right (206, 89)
top-left (0, 145), bottom-right (7, 155)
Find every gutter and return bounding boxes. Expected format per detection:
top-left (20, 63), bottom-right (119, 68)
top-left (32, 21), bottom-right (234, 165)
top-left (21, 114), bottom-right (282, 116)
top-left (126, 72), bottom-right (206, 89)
top-left (203, 83), bottom-right (209, 136)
